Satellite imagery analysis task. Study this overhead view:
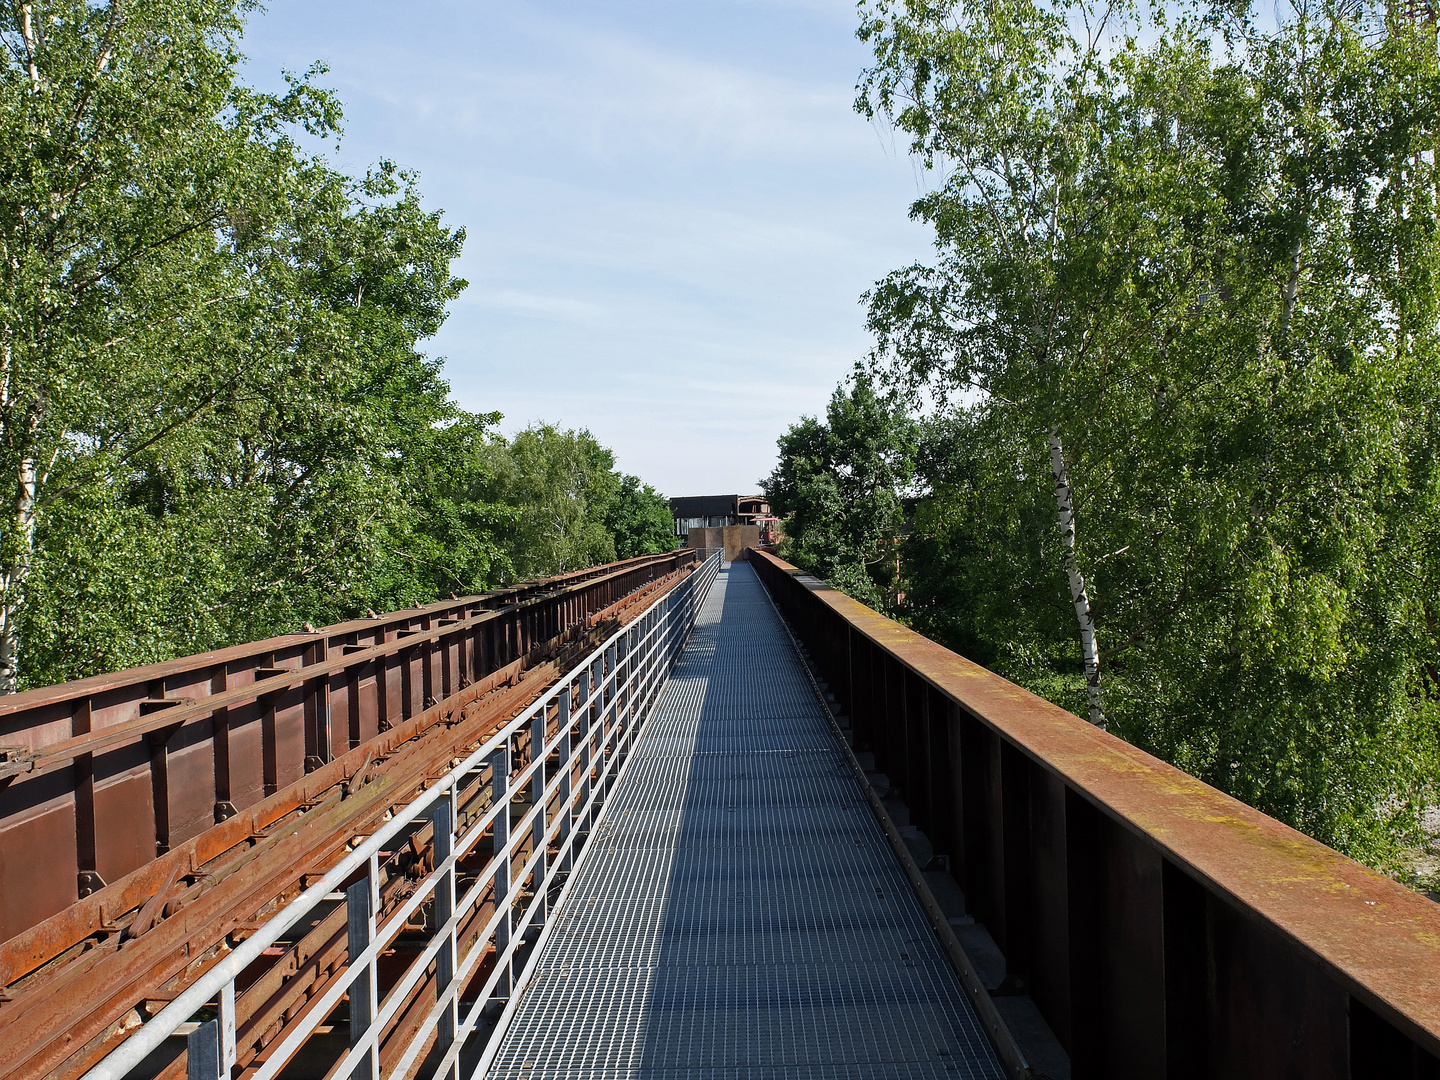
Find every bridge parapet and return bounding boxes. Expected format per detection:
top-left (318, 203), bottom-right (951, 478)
top-left (751, 547), bottom-right (1440, 1080)
top-left (0, 551), bottom-right (696, 963)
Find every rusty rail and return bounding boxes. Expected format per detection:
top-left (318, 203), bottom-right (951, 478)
top-left (0, 551), bottom-right (694, 947)
top-left (75, 550), bottom-right (721, 1080)
top-left (0, 553), bottom-right (701, 1080)
top-left (751, 548), bottom-right (1440, 1080)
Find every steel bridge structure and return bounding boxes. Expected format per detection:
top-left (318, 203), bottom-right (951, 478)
top-left (0, 548), bottom-right (1437, 1080)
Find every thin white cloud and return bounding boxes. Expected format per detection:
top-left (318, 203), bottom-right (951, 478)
top-left (241, 0), bottom-right (934, 494)
top-left (471, 289), bottom-right (610, 325)
top-left (305, 13), bottom-right (870, 167)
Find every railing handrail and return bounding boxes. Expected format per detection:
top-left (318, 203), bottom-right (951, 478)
top-left (749, 546), bottom-right (1440, 1065)
top-left (80, 549), bottom-right (721, 1080)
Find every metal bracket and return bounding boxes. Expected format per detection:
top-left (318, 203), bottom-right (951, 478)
top-left (78, 869), bottom-right (108, 897)
top-left (344, 749), bottom-right (376, 799)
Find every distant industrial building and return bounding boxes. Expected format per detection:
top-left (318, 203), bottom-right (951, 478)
top-left (669, 494), bottom-right (776, 546)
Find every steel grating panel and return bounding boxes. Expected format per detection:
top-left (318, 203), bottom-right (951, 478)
top-left (482, 563), bottom-right (1005, 1080)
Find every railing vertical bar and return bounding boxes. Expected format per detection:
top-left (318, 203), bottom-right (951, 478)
top-left (530, 704), bottom-right (547, 921)
top-left (433, 788), bottom-right (458, 1079)
top-left (490, 743), bottom-right (512, 997)
top-left (579, 664), bottom-right (594, 834)
top-left (558, 687), bottom-right (573, 872)
top-left (219, 981), bottom-right (235, 1075)
top-left (346, 866), bottom-right (377, 1080)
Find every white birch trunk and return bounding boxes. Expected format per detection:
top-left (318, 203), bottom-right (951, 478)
top-left (0, 447), bottom-right (38, 695)
top-left (1049, 427), bottom-right (1105, 728)
top-left (19, 4), bottom-right (41, 89)
top-left (0, 328), bottom-right (38, 694)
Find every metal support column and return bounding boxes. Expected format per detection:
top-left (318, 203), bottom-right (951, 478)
top-left (489, 745), bottom-right (512, 996)
top-left (346, 859), bottom-right (379, 1080)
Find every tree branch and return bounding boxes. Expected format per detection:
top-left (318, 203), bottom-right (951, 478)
top-left (39, 368), bottom-right (245, 509)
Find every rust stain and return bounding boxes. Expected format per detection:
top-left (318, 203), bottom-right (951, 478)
top-left (751, 547), bottom-right (1440, 1046)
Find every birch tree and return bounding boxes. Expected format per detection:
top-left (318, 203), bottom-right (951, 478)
top-left (858, 0), bottom-right (1148, 724)
top-left (852, 0), bottom-right (1440, 863)
top-left (0, 0), bottom-right (340, 691)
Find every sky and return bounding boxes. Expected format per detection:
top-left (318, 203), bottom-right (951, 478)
top-left (240, 1), bottom-right (936, 496)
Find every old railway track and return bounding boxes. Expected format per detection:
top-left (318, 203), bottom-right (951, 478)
top-left (0, 551), bottom-right (699, 1080)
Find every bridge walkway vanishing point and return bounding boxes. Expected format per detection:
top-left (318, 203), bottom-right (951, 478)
top-left (12, 546), bottom-right (1440, 1080)
top-left (482, 561), bottom-right (1005, 1079)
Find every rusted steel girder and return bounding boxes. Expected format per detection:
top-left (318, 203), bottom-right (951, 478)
top-left (0, 552), bottom-right (693, 948)
top-left (750, 548), bottom-right (1440, 1080)
top-left (0, 559), bottom-right (693, 1080)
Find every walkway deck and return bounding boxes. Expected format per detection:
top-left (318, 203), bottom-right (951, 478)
top-left (483, 562), bottom-right (1005, 1079)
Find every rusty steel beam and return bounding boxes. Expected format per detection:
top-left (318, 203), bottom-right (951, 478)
top-left (0, 552), bottom-right (694, 949)
top-left (751, 547), bottom-right (1440, 1080)
top-left (0, 559), bottom-right (694, 1080)
top-left (0, 552), bottom-right (664, 752)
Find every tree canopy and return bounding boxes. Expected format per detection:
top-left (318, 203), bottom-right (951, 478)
top-left (475, 423), bottom-right (677, 581)
top-left (764, 374), bottom-right (916, 610)
top-left (769, 0), bottom-right (1440, 876)
top-left (0, 1), bottom-right (676, 691)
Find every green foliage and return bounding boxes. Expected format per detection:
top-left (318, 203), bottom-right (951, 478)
top-left (763, 374), bottom-right (917, 611)
top-left (0, 2), bottom-right (670, 690)
top-left (477, 424), bottom-right (620, 579)
top-left (605, 474), bottom-right (677, 560)
top-left (903, 409), bottom-right (1087, 707)
top-left (769, 0), bottom-right (1440, 868)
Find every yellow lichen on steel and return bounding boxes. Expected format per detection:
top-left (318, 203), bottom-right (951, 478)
top-left (750, 545), bottom-right (1440, 1044)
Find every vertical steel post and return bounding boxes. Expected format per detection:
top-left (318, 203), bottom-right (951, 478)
top-left (618, 631), bottom-right (628, 731)
top-left (347, 859), bottom-right (378, 1080)
top-left (602, 644), bottom-right (617, 799)
top-left (219, 981), bottom-right (236, 1076)
top-left (557, 687), bottom-right (573, 870)
top-left (650, 607), bottom-right (658, 689)
top-left (531, 705), bottom-right (546, 881)
top-left (187, 1019), bottom-right (221, 1080)
top-left (489, 744), bottom-right (512, 995)
top-left (433, 790), bottom-right (458, 1078)
top-left (625, 625), bottom-right (636, 724)
top-left (642, 611), bottom-right (654, 701)
top-left (579, 667), bottom-right (593, 825)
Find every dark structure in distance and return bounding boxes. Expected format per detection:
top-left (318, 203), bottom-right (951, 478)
top-left (669, 494), bottom-right (775, 544)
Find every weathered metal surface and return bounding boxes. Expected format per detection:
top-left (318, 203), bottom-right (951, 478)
top-left (69, 552), bottom-right (719, 1080)
top-left (0, 558), bottom-right (696, 1080)
top-left (482, 562), bottom-right (1006, 1080)
top-left (0, 553), bottom-right (693, 947)
top-left (751, 547), bottom-right (1440, 1079)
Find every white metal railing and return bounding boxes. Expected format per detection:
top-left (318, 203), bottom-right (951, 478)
top-left (81, 550), bottom-right (721, 1080)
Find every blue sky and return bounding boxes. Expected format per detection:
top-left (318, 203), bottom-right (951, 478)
top-left (241, 1), bottom-right (934, 496)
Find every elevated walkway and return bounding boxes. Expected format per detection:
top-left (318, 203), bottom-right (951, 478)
top-left (483, 562), bottom-right (1004, 1078)
top-left (28, 548), bottom-right (1440, 1080)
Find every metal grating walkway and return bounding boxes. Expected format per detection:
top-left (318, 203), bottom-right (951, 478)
top-left (482, 562), bottom-right (1005, 1080)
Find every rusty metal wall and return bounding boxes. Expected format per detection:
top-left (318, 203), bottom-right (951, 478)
top-left (751, 549), bottom-right (1440, 1080)
top-left (0, 553), bottom-right (695, 947)
top-left (0, 555), bottom-right (710, 1080)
